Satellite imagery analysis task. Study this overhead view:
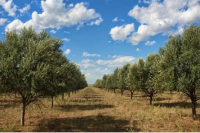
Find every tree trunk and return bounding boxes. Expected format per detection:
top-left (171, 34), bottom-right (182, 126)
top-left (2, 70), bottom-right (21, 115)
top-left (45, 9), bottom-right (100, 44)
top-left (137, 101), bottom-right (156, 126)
top-left (75, 89), bottom-right (76, 94)
top-left (15, 92), bottom-right (16, 98)
top-left (62, 93), bottom-right (64, 101)
top-left (51, 96), bottom-right (53, 108)
top-left (68, 92), bottom-right (70, 97)
top-left (131, 90), bottom-right (134, 100)
top-left (121, 89), bottom-right (124, 96)
top-left (114, 88), bottom-right (116, 93)
top-left (150, 93), bottom-right (153, 105)
top-left (21, 102), bottom-right (26, 126)
top-left (191, 98), bottom-right (197, 120)
top-left (108, 88), bottom-right (109, 92)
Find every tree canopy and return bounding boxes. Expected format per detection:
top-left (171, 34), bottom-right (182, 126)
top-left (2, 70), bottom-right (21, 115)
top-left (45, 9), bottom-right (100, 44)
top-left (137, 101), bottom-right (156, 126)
top-left (0, 27), bottom-right (87, 126)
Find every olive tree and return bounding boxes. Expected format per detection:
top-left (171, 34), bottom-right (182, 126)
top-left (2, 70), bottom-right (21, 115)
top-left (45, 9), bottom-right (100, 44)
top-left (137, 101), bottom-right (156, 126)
top-left (127, 63), bottom-right (139, 100)
top-left (0, 27), bottom-right (67, 126)
top-left (144, 53), bottom-right (161, 105)
top-left (118, 63), bottom-right (131, 96)
top-left (160, 24), bottom-right (200, 119)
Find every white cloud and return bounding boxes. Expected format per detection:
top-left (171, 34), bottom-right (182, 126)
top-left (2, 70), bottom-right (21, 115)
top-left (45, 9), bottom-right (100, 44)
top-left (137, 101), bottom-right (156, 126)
top-left (78, 55), bottom-right (137, 83)
top-left (110, 0), bottom-right (200, 45)
top-left (62, 38), bottom-right (70, 42)
top-left (82, 67), bottom-right (112, 84)
top-left (78, 59), bottom-right (96, 68)
top-left (0, 0), bottom-right (17, 16)
top-left (143, 0), bottom-right (151, 4)
top-left (76, 22), bottom-right (84, 30)
top-left (145, 40), bottom-right (156, 46)
top-left (96, 56), bottom-right (136, 67)
top-left (108, 41), bottom-right (111, 43)
top-left (112, 17), bottom-right (118, 22)
top-left (136, 48), bottom-right (141, 51)
top-left (174, 26), bottom-right (184, 35)
top-left (79, 55), bottom-right (136, 68)
top-left (83, 52), bottom-right (101, 57)
top-left (6, 0), bottom-right (103, 32)
top-left (111, 55), bottom-right (123, 58)
top-left (110, 23), bottom-right (134, 41)
top-left (64, 49), bottom-right (71, 55)
top-left (112, 17), bottom-right (124, 22)
top-left (19, 4), bottom-right (31, 14)
top-left (0, 18), bottom-right (7, 25)
top-left (88, 17), bottom-right (103, 26)
top-left (64, 31), bottom-right (70, 34)
top-left (50, 30), bottom-right (56, 33)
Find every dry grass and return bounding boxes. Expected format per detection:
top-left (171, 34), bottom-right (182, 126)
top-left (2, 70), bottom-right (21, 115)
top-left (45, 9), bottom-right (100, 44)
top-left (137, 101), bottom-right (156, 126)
top-left (0, 87), bottom-right (200, 132)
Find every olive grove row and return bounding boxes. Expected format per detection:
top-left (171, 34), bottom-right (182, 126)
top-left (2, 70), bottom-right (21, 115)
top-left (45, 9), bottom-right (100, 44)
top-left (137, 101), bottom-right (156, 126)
top-left (0, 27), bottom-right (88, 126)
top-left (94, 24), bottom-right (200, 120)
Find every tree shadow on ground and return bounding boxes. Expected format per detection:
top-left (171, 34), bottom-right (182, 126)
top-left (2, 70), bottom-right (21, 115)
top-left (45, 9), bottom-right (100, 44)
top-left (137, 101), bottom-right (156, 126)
top-left (0, 99), bottom-right (21, 110)
top-left (33, 115), bottom-right (138, 132)
top-left (81, 96), bottom-right (105, 99)
top-left (55, 104), bottom-right (114, 112)
top-left (70, 99), bottom-right (103, 103)
top-left (0, 99), bottom-right (21, 103)
top-left (153, 97), bottom-right (171, 102)
top-left (153, 102), bottom-right (200, 109)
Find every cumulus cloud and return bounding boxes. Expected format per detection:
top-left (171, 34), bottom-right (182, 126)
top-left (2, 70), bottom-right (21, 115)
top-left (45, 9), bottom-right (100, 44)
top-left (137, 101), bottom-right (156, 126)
top-left (79, 55), bottom-right (136, 68)
top-left (128, 0), bottom-right (200, 44)
top-left (145, 40), bottom-right (156, 46)
top-left (110, 23), bottom-right (134, 41)
top-left (50, 30), bottom-right (56, 33)
top-left (112, 17), bottom-right (124, 22)
top-left (62, 38), bottom-right (70, 42)
top-left (143, 0), bottom-right (151, 4)
top-left (64, 31), bottom-right (70, 34)
top-left (82, 67), bottom-right (112, 84)
top-left (136, 48), bottom-right (141, 51)
top-left (5, 0), bottom-right (103, 32)
top-left (111, 55), bottom-right (123, 58)
top-left (112, 17), bottom-right (118, 22)
top-left (108, 41), bottom-right (111, 43)
top-left (77, 59), bottom-right (96, 68)
top-left (64, 49), bottom-right (71, 55)
top-left (88, 17), bottom-right (103, 26)
top-left (96, 56), bottom-right (136, 67)
top-left (83, 52), bottom-right (101, 57)
top-left (0, 18), bottom-right (7, 26)
top-left (19, 4), bottom-right (31, 14)
top-left (0, 0), bottom-right (17, 16)
top-left (110, 0), bottom-right (200, 45)
top-left (78, 55), bottom-right (137, 83)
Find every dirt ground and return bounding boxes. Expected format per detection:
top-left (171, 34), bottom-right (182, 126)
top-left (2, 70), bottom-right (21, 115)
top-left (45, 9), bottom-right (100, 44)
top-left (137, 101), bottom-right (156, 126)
top-left (0, 87), bottom-right (200, 132)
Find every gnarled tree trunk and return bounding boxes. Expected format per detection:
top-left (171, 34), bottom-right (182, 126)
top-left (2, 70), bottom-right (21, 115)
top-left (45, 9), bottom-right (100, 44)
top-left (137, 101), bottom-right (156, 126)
top-left (62, 93), bottom-right (64, 101)
top-left (121, 89), bottom-right (124, 96)
top-left (51, 96), bottom-right (53, 108)
top-left (21, 101), bottom-right (26, 126)
top-left (191, 95), bottom-right (197, 120)
top-left (130, 90), bottom-right (134, 100)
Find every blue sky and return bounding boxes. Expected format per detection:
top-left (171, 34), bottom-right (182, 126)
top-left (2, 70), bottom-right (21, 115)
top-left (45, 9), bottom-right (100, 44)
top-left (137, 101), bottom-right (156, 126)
top-left (0, 0), bottom-right (200, 84)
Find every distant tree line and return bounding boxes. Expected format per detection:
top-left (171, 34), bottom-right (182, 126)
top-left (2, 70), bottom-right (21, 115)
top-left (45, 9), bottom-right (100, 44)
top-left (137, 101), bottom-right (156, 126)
top-left (0, 27), bottom-right (88, 126)
top-left (94, 24), bottom-right (200, 120)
